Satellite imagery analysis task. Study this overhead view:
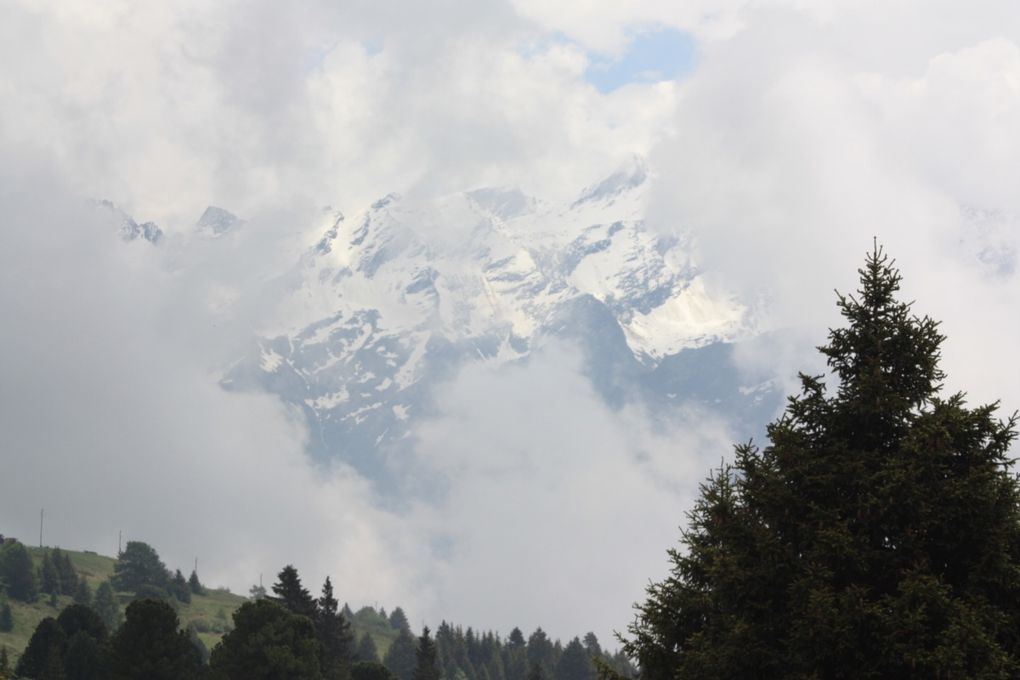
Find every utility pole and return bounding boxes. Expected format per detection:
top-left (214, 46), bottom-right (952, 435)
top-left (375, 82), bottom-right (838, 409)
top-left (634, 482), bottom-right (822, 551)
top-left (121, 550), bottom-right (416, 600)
top-left (39, 508), bottom-right (44, 548)
top-left (118, 530), bottom-right (122, 555)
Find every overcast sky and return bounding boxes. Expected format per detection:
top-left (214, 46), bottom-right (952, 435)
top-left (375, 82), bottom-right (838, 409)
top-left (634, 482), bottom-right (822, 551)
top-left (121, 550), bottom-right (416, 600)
top-left (2, 0), bottom-right (1019, 646)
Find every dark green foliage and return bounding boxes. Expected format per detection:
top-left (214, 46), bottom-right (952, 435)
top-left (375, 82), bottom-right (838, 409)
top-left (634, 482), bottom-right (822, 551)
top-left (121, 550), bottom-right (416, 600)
top-left (93, 581), bottom-right (122, 631)
top-left (52, 549), bottom-right (78, 596)
top-left (17, 617), bottom-right (66, 678)
top-left (18, 604), bottom-right (109, 680)
top-left (526, 629), bottom-right (554, 678)
top-left (317, 577), bottom-right (353, 680)
top-left (526, 662), bottom-right (546, 680)
top-left (413, 627), bottom-right (439, 680)
top-left (73, 579), bottom-right (92, 607)
top-left (41, 550), bottom-right (60, 595)
top-left (188, 570), bottom-right (204, 596)
top-left (57, 605), bottom-right (108, 643)
top-left (0, 601), bottom-right (11, 632)
top-left (581, 634), bottom-right (600, 659)
top-left (352, 661), bottom-right (397, 680)
top-left (187, 624), bottom-right (210, 665)
top-left (0, 646), bottom-right (8, 674)
top-left (107, 599), bottom-right (202, 680)
top-left (272, 565), bottom-right (317, 620)
top-left (59, 608), bottom-right (109, 680)
top-left (209, 599), bottom-right (323, 680)
top-left (111, 542), bottom-right (168, 595)
top-left (388, 607), bottom-right (410, 633)
top-left (625, 246), bottom-right (1020, 678)
top-left (0, 541), bottom-right (38, 602)
top-left (384, 627), bottom-right (418, 680)
top-left (357, 632), bottom-right (380, 663)
top-left (554, 639), bottom-right (592, 680)
top-left (169, 569), bottom-right (191, 604)
top-left (248, 584), bottom-right (267, 601)
top-left (63, 631), bottom-right (106, 680)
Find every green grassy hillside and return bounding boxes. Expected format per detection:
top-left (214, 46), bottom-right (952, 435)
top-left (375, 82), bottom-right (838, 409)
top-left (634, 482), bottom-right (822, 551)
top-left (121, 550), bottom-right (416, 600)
top-left (1, 544), bottom-right (407, 670)
top-left (0, 545), bottom-right (247, 666)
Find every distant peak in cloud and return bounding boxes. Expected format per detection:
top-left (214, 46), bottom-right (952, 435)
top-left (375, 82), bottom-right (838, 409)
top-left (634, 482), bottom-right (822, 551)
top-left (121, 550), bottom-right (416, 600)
top-left (196, 206), bottom-right (242, 237)
top-left (93, 199), bottom-right (164, 245)
top-left (573, 155), bottom-right (648, 207)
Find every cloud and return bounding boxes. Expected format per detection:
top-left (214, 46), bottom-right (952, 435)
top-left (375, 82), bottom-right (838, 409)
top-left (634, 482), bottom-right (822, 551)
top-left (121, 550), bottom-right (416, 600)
top-left (409, 343), bottom-right (735, 642)
top-left (644, 2), bottom-right (1020, 412)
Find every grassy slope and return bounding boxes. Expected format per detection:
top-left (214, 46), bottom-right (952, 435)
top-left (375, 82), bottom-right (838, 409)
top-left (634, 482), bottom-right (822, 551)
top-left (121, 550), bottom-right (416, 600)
top-left (0, 546), bottom-right (247, 666)
top-left (1, 545), bottom-right (406, 668)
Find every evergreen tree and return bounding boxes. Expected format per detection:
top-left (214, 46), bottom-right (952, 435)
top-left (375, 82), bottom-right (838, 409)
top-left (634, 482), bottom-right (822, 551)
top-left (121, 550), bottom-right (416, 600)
top-left (209, 599), bottom-right (323, 680)
top-left (625, 245), bottom-right (1020, 678)
top-left (357, 632), bottom-right (380, 663)
top-left (554, 639), bottom-right (592, 680)
top-left (169, 569), bottom-right (191, 604)
top-left (53, 549), bottom-right (78, 595)
top-left (41, 550), bottom-right (61, 595)
top-left (388, 606), bottom-right (411, 633)
top-left (526, 663), bottom-right (545, 680)
top-left (272, 565), bottom-right (317, 619)
top-left (414, 627), bottom-right (440, 680)
top-left (57, 606), bottom-right (109, 680)
top-left (384, 626), bottom-right (418, 680)
top-left (0, 647), bottom-right (8, 675)
top-left (504, 629), bottom-right (527, 680)
top-left (317, 576), bottom-right (354, 680)
top-left (93, 581), bottom-right (122, 631)
top-left (188, 569), bottom-right (204, 595)
top-left (0, 541), bottom-right (38, 601)
top-left (186, 624), bottom-right (210, 665)
top-left (581, 634), bottom-right (600, 659)
top-left (526, 629), bottom-right (553, 679)
top-left (0, 601), bottom-right (11, 632)
top-left (107, 599), bottom-right (202, 680)
top-left (248, 583), bottom-right (267, 601)
top-left (111, 542), bottom-right (168, 595)
top-left (57, 604), bottom-right (108, 642)
top-left (352, 661), bottom-right (397, 680)
top-left (16, 617), bottom-right (66, 679)
top-left (73, 578), bottom-right (92, 607)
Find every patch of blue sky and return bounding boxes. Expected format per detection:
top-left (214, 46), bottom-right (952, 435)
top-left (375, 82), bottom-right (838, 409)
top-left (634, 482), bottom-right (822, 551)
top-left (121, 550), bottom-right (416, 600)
top-left (584, 27), bottom-right (697, 93)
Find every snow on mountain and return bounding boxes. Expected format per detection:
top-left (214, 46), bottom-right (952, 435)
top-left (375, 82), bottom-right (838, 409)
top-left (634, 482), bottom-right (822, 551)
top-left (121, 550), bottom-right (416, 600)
top-left (94, 199), bottom-right (164, 244)
top-left (219, 161), bottom-right (775, 487)
top-left (196, 206), bottom-right (242, 237)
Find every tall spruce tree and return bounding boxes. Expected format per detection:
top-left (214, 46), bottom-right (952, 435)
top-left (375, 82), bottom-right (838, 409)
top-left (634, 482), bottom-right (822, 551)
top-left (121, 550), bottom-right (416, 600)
top-left (317, 576), bottom-right (354, 680)
top-left (625, 245), bottom-right (1020, 678)
top-left (272, 565), bottom-right (317, 620)
top-left (384, 626), bottom-right (418, 680)
top-left (0, 601), bottom-right (11, 632)
top-left (0, 541), bottom-right (37, 602)
top-left (413, 627), bottom-right (440, 680)
top-left (107, 599), bottom-right (202, 680)
top-left (358, 632), bottom-right (380, 664)
top-left (93, 581), bottom-right (122, 631)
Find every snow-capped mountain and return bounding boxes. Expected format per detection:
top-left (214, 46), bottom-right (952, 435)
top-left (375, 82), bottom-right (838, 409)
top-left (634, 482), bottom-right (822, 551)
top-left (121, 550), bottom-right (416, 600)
top-left (214, 160), bottom-right (781, 488)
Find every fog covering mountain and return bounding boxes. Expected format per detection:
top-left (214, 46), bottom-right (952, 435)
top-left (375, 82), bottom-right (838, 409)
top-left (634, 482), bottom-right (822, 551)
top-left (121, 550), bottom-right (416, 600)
top-left (112, 160), bottom-right (785, 494)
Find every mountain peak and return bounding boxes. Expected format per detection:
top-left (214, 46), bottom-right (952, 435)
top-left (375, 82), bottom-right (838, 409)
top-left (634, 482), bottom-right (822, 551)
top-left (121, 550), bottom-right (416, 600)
top-left (196, 206), bottom-right (241, 237)
top-left (572, 156), bottom-right (648, 208)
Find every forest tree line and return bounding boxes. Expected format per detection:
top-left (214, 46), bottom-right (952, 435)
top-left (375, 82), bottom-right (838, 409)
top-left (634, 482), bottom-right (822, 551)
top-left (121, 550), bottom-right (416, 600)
top-left (0, 537), bottom-right (634, 680)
